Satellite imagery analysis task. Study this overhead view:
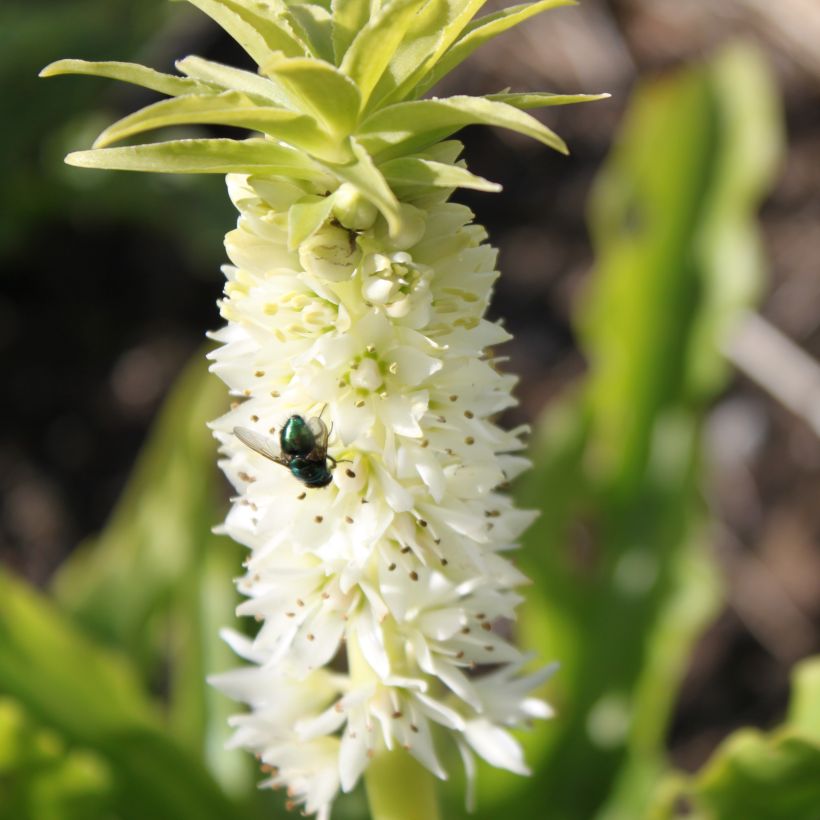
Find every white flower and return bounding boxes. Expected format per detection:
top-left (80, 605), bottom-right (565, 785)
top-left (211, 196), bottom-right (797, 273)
top-left (206, 173), bottom-right (554, 817)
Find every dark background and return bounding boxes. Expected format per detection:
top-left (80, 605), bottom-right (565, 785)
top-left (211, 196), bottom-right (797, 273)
top-left (2, 0), bottom-right (819, 774)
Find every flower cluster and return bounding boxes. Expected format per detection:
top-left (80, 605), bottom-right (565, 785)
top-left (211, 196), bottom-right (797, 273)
top-left (208, 173), bottom-right (554, 816)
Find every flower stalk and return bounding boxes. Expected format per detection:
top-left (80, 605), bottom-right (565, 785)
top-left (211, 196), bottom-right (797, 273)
top-left (43, 1), bottom-right (604, 817)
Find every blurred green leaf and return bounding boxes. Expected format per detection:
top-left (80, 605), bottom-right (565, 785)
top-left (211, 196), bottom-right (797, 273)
top-left (0, 571), bottom-right (250, 820)
top-left (650, 657), bottom-right (820, 820)
top-left (49, 354), bottom-right (249, 794)
top-left (454, 43), bottom-right (782, 820)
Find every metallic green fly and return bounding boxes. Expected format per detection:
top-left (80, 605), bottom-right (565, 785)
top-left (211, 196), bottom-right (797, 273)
top-left (234, 414), bottom-right (337, 488)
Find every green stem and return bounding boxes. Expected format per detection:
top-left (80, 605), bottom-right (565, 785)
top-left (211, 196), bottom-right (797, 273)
top-left (364, 748), bottom-right (441, 820)
top-left (347, 629), bottom-right (441, 820)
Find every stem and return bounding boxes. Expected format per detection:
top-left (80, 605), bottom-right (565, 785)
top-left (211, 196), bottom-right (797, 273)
top-left (364, 748), bottom-right (441, 820)
top-left (347, 631), bottom-right (441, 820)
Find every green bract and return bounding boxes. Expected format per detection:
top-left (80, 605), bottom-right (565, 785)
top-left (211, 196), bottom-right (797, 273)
top-left (41, 0), bottom-right (605, 238)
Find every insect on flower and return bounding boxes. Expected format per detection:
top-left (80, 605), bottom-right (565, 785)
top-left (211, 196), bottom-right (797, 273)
top-left (234, 414), bottom-right (337, 488)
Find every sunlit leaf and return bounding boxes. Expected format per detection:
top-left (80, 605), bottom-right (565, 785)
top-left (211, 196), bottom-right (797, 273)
top-left (66, 138), bottom-right (323, 177)
top-left (39, 59), bottom-right (213, 97)
top-left (359, 94), bottom-right (567, 159)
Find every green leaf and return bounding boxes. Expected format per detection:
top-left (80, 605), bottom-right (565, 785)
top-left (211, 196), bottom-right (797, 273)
top-left (458, 44), bottom-right (783, 820)
top-left (39, 59), bottom-right (212, 97)
top-left (331, 0), bottom-right (375, 63)
top-left (366, 0), bottom-right (487, 110)
top-left (259, 55), bottom-right (361, 139)
top-left (339, 0), bottom-right (432, 110)
top-left (0, 571), bottom-right (247, 820)
top-left (176, 55), bottom-right (289, 106)
top-left (380, 156), bottom-right (500, 191)
top-left (413, 0), bottom-right (574, 97)
top-left (191, 0), bottom-right (310, 58)
top-left (66, 137), bottom-right (323, 177)
top-left (181, 0), bottom-right (280, 66)
top-left (287, 3), bottom-right (335, 62)
top-left (287, 195), bottom-right (336, 249)
top-left (789, 657), bottom-right (820, 738)
top-left (322, 137), bottom-right (401, 235)
top-left (91, 91), bottom-right (350, 163)
top-left (359, 94), bottom-right (567, 159)
top-left (486, 91), bottom-right (611, 109)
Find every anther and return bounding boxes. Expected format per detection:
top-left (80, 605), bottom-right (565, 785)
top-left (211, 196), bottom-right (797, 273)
top-left (250, 414), bottom-right (259, 422)
top-left (409, 571), bottom-right (419, 581)
top-left (388, 563), bottom-right (397, 571)
top-left (465, 436), bottom-right (475, 445)
top-left (254, 370), bottom-right (265, 378)
top-left (464, 410), bottom-right (474, 419)
top-left (345, 468), bottom-right (356, 478)
top-left (314, 515), bottom-right (323, 523)
top-left (345, 516), bottom-right (354, 524)
top-left (481, 622), bottom-right (492, 631)
top-left (297, 492), bottom-right (307, 500)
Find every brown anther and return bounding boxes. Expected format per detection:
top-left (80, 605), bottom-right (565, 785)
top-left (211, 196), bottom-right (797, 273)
top-left (286, 612), bottom-right (296, 618)
top-left (307, 633), bottom-right (315, 641)
top-left (465, 436), bottom-right (475, 445)
top-left (418, 519), bottom-right (428, 528)
top-left (476, 612), bottom-right (486, 620)
top-left (409, 571), bottom-right (419, 581)
top-left (392, 710), bottom-right (403, 719)
top-left (250, 414), bottom-right (259, 422)
top-left (410, 724), bottom-right (419, 733)
top-left (440, 557), bottom-right (448, 566)
top-left (243, 389), bottom-right (252, 396)
top-left (434, 538), bottom-right (441, 545)
top-left (481, 622), bottom-right (492, 631)
top-left (297, 492), bottom-right (307, 500)
top-left (322, 592), bottom-right (330, 599)
top-left (401, 546), bottom-right (412, 554)
top-left (355, 400), bottom-right (366, 408)
top-left (420, 439), bottom-right (429, 448)
top-left (456, 651), bottom-right (465, 659)
top-left (388, 562), bottom-right (397, 571)
top-left (464, 410), bottom-right (474, 419)
top-left (345, 468), bottom-right (356, 478)
top-left (254, 370), bottom-right (265, 378)
top-left (269, 426), bottom-right (276, 434)
top-left (296, 598), bottom-right (305, 607)
top-left (270, 390), bottom-right (280, 398)
top-left (461, 627), bottom-right (471, 634)
top-left (345, 516), bottom-right (354, 524)
top-left (314, 515), bottom-right (323, 523)
top-left (485, 645), bottom-right (494, 652)
top-left (231, 401), bottom-right (240, 410)
top-left (449, 394), bottom-right (458, 402)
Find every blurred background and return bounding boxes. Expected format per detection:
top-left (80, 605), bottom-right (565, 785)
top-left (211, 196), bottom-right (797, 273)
top-left (1, 0), bottom-right (819, 818)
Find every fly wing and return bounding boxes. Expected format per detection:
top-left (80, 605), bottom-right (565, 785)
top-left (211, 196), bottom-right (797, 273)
top-left (306, 417), bottom-right (329, 458)
top-left (233, 427), bottom-right (285, 464)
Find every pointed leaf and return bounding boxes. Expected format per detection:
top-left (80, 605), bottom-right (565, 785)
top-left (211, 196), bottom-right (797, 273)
top-left (487, 91), bottom-right (611, 109)
top-left (39, 59), bottom-right (212, 97)
top-left (413, 0), bottom-right (574, 96)
top-left (260, 55), bottom-right (361, 138)
top-left (322, 138), bottom-right (401, 235)
top-left (182, 0), bottom-right (278, 66)
top-left (287, 195), bottom-right (336, 249)
top-left (340, 0), bottom-right (432, 109)
top-left (176, 55), bottom-right (289, 106)
top-left (287, 3), bottom-right (335, 62)
top-left (331, 0), bottom-right (375, 63)
top-left (92, 91), bottom-right (349, 163)
top-left (359, 94), bottom-right (567, 158)
top-left (381, 157), bottom-right (500, 191)
top-left (66, 138), bottom-right (322, 177)
top-left (367, 0), bottom-right (488, 110)
top-left (190, 0), bottom-right (310, 57)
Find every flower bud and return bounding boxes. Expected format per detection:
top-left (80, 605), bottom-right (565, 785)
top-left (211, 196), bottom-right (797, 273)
top-left (332, 183), bottom-right (379, 231)
top-left (298, 225), bottom-right (360, 282)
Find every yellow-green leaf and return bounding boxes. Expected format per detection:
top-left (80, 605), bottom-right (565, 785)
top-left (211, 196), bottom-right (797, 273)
top-left (260, 55), bottom-right (361, 138)
top-left (340, 0), bottom-right (432, 109)
top-left (359, 94), bottom-right (567, 158)
top-left (487, 91), bottom-right (611, 109)
top-left (39, 59), bottom-right (212, 97)
top-left (381, 156), bottom-right (500, 191)
top-left (413, 0), bottom-right (574, 97)
top-left (287, 195), bottom-right (337, 249)
top-left (66, 138), bottom-right (322, 177)
top-left (176, 55), bottom-right (289, 106)
top-left (91, 92), bottom-right (349, 163)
